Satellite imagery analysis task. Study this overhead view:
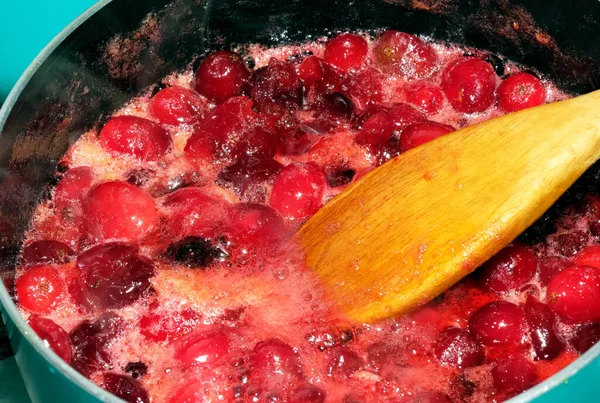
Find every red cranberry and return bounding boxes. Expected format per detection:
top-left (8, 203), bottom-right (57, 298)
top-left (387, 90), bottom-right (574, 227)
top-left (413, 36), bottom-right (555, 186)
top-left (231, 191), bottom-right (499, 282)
top-left (327, 347), bottom-right (363, 378)
top-left (573, 246), bottom-right (600, 269)
top-left (185, 96), bottom-right (255, 161)
top-left (374, 31), bottom-right (437, 78)
top-left (551, 230), bottom-right (589, 257)
top-left (194, 50), bottom-right (249, 103)
top-left (102, 373), bottom-right (149, 403)
top-left (523, 296), bottom-right (564, 360)
top-left (162, 187), bottom-right (230, 239)
top-left (21, 240), bottom-right (74, 266)
top-left (405, 82), bottom-right (445, 114)
top-left (441, 58), bottom-right (496, 114)
top-left (468, 301), bottom-right (527, 346)
top-left (570, 323), bottom-right (600, 354)
top-left (479, 244), bottom-right (537, 293)
top-left (497, 72), bottom-right (546, 112)
top-left (150, 86), bottom-right (208, 125)
top-left (538, 256), bottom-right (571, 286)
top-left (269, 163), bottom-right (327, 222)
top-left (387, 103), bottom-right (426, 130)
top-left (99, 116), bottom-right (171, 161)
top-left (140, 308), bottom-right (201, 343)
top-left (547, 265), bottom-right (600, 323)
top-left (341, 69), bottom-right (384, 109)
top-left (230, 126), bottom-right (281, 162)
top-left (324, 33), bottom-right (368, 72)
top-left (70, 312), bottom-right (123, 376)
top-left (491, 355), bottom-right (537, 395)
top-left (175, 331), bottom-right (230, 368)
top-left (434, 327), bottom-right (483, 369)
top-left (400, 121), bottom-right (455, 151)
top-left (248, 58), bottom-right (303, 109)
top-left (290, 384), bottom-right (326, 403)
top-left (16, 266), bottom-right (63, 313)
top-left (355, 110), bottom-right (394, 149)
top-left (250, 339), bottom-right (302, 379)
top-left (405, 392), bottom-right (452, 403)
top-left (54, 166), bottom-right (93, 206)
top-left (28, 315), bottom-right (73, 363)
top-left (168, 380), bottom-right (204, 403)
top-left (74, 243), bottom-right (154, 310)
top-left (228, 203), bottom-right (287, 248)
top-left (219, 157), bottom-right (283, 196)
top-left (297, 56), bottom-right (325, 87)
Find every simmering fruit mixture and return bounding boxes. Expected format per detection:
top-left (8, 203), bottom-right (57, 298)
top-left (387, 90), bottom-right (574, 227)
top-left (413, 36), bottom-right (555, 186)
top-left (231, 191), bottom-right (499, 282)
top-left (13, 30), bottom-right (600, 403)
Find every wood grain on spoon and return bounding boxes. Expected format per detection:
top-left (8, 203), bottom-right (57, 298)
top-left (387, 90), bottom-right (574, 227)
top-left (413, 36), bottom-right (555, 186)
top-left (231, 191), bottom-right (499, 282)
top-left (296, 90), bottom-right (600, 323)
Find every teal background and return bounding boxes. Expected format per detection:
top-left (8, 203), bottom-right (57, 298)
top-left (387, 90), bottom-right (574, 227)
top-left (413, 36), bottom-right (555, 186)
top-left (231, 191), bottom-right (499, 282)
top-left (0, 0), bottom-right (99, 102)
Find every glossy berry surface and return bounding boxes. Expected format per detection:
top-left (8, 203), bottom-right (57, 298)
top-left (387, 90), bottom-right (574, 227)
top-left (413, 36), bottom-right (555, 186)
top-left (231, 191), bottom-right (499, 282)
top-left (479, 244), bottom-right (537, 293)
top-left (523, 296), bottom-right (563, 360)
top-left (250, 339), bottom-right (302, 380)
top-left (434, 327), bottom-right (483, 368)
top-left (468, 301), bottom-right (527, 346)
top-left (492, 355), bottom-right (537, 396)
top-left (140, 308), bottom-right (201, 343)
top-left (547, 265), bottom-right (600, 323)
top-left (400, 121), bottom-right (455, 151)
top-left (405, 82), bottom-right (445, 114)
top-left (324, 33), bottom-right (368, 72)
top-left (102, 373), bottom-right (150, 403)
top-left (247, 58), bottom-right (303, 109)
top-left (54, 166), bottom-right (93, 207)
top-left (194, 50), bottom-right (249, 103)
top-left (150, 86), bottom-right (208, 125)
top-left (573, 245), bottom-right (600, 269)
top-left (175, 331), bottom-right (230, 368)
top-left (441, 58), bottom-right (496, 113)
top-left (28, 315), bottom-right (73, 363)
top-left (21, 240), bottom-right (74, 266)
top-left (374, 31), bottom-right (437, 78)
top-left (99, 116), bottom-right (171, 161)
top-left (497, 72), bottom-right (546, 112)
top-left (570, 323), bottom-right (600, 354)
top-left (16, 266), bottom-right (63, 312)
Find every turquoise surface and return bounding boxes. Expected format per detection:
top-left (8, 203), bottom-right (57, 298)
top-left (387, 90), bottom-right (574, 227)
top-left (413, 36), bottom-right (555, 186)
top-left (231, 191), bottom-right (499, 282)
top-left (0, 0), bottom-right (98, 101)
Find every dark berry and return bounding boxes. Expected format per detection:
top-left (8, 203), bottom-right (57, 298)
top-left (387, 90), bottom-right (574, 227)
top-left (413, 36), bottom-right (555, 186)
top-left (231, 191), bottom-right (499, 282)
top-left (570, 323), bottom-right (600, 354)
top-left (524, 296), bottom-right (563, 360)
top-left (21, 240), bottom-right (75, 266)
top-left (538, 256), bottom-right (571, 286)
top-left (551, 230), bottom-right (589, 257)
top-left (124, 362), bottom-right (148, 379)
top-left (290, 384), bottom-right (326, 403)
top-left (479, 244), bottom-right (537, 293)
top-left (468, 301), bottom-right (527, 346)
top-left (102, 373), bottom-right (149, 403)
top-left (166, 236), bottom-right (228, 268)
top-left (434, 327), bottom-right (483, 368)
top-left (492, 355), bottom-right (537, 395)
top-left (247, 58), bottom-right (303, 109)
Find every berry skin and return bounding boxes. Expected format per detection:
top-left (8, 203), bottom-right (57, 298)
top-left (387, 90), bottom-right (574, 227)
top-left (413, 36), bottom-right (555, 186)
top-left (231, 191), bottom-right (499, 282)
top-left (497, 72), bottom-right (546, 112)
top-left (83, 181), bottom-right (158, 243)
top-left (400, 122), bottom-right (455, 151)
top-left (297, 56), bottom-right (325, 87)
top-left (99, 116), bottom-right (171, 161)
top-left (570, 323), bottom-right (600, 354)
top-left (468, 301), bottom-right (527, 346)
top-left (247, 58), bottom-right (304, 109)
top-left (441, 58), bottom-right (497, 113)
top-left (523, 296), bottom-right (564, 360)
top-left (194, 50), bottom-right (250, 103)
top-left (16, 266), bottom-right (63, 313)
top-left (538, 256), bottom-right (571, 286)
top-left (54, 166), bottom-right (93, 206)
top-left (479, 244), bottom-right (537, 293)
top-left (269, 163), bottom-right (327, 223)
top-left (250, 339), bottom-right (303, 380)
top-left (175, 331), bottom-right (230, 368)
top-left (28, 315), bottom-right (73, 363)
top-left (434, 327), bottom-right (483, 368)
top-left (324, 33), bottom-right (368, 72)
top-left (101, 373), bottom-right (150, 403)
top-left (374, 31), bottom-right (437, 78)
top-left (573, 246), bottom-right (600, 269)
top-left (140, 308), bottom-right (201, 343)
top-left (21, 240), bottom-right (74, 266)
top-left (290, 384), bottom-right (326, 403)
top-left (547, 265), bottom-right (600, 323)
top-left (492, 355), bottom-right (537, 396)
top-left (150, 86), bottom-right (208, 125)
top-left (405, 82), bottom-right (445, 114)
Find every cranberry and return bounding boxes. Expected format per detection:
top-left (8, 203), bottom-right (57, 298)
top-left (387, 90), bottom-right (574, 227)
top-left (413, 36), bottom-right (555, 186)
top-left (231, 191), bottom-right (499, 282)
top-left (324, 33), bottom-right (368, 72)
top-left (250, 339), bottom-right (302, 379)
top-left (185, 96), bottom-right (255, 161)
top-left (341, 69), bottom-right (384, 109)
top-left (355, 110), bottom-right (394, 150)
top-left (551, 230), bottom-right (589, 257)
top-left (28, 315), bottom-right (73, 363)
top-left (269, 163), bottom-right (327, 222)
top-left (83, 181), bottom-right (157, 243)
top-left (140, 308), bottom-right (201, 343)
top-left (570, 323), bottom-right (600, 354)
top-left (194, 50), bottom-right (249, 103)
top-left (405, 82), bottom-right (445, 114)
top-left (175, 331), bottom-right (230, 368)
top-left (168, 380), bottom-right (204, 403)
top-left (547, 265), bottom-right (600, 323)
top-left (297, 56), bottom-right (325, 87)
top-left (491, 355), bottom-right (537, 395)
top-left (219, 157), bottom-right (283, 195)
top-left (70, 312), bottom-right (123, 376)
top-left (166, 236), bottom-right (228, 268)
top-left (374, 31), bottom-right (437, 78)
top-left (102, 373), bottom-right (149, 403)
top-left (124, 361), bottom-right (148, 379)
top-left (573, 246), bottom-right (600, 269)
top-left (497, 72), bottom-right (546, 112)
top-left (162, 187), bottom-right (230, 239)
top-left (441, 58), bottom-right (496, 114)
top-left (538, 256), bottom-right (571, 286)
top-left (290, 384), bottom-right (326, 403)
top-left (524, 296), bottom-right (564, 360)
top-left (21, 240), bottom-right (74, 266)
top-left (479, 244), bottom-right (537, 293)
top-left (405, 392), bottom-right (452, 403)
top-left (16, 266), bottom-right (63, 312)
top-left (400, 122), bottom-right (455, 151)
top-left (279, 124), bottom-right (317, 155)
top-left (54, 166), bottom-right (93, 206)
top-left (387, 103), bottom-right (426, 130)
top-left (150, 86), bottom-right (208, 125)
top-left (230, 126), bottom-right (281, 162)
top-left (228, 203), bottom-right (287, 247)
top-left (468, 301), bottom-right (527, 346)
top-left (74, 243), bottom-right (153, 310)
top-left (99, 116), bottom-right (171, 162)
top-left (315, 92), bottom-right (354, 122)
top-left (434, 327), bottom-right (483, 369)
top-left (248, 58), bottom-right (303, 109)
top-left (327, 347), bottom-right (363, 377)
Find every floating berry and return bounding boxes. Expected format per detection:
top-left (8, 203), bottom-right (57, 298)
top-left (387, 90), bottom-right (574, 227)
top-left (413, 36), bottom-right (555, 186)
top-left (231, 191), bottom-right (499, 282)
top-left (28, 315), bottom-right (73, 363)
top-left (547, 265), bottom-right (600, 323)
top-left (194, 51), bottom-right (249, 103)
top-left (442, 58), bottom-right (496, 113)
top-left (400, 121), bottom-right (455, 151)
top-left (374, 31), bottom-right (437, 78)
top-left (99, 116), bottom-right (171, 161)
top-left (497, 72), bottom-right (546, 112)
top-left (479, 244), bottom-right (537, 293)
top-left (150, 86), bottom-right (208, 125)
top-left (324, 33), bottom-right (368, 72)
top-left (16, 266), bottom-right (63, 313)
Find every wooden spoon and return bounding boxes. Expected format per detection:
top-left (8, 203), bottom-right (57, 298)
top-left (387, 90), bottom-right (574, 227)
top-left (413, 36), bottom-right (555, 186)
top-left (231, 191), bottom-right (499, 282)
top-left (296, 90), bottom-right (600, 323)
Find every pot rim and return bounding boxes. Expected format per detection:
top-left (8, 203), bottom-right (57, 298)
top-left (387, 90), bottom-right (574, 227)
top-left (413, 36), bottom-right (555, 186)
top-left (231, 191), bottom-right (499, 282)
top-left (0, 1), bottom-right (599, 402)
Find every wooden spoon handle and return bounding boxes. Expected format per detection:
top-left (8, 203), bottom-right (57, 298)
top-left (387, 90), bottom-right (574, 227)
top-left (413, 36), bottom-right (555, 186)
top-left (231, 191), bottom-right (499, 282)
top-left (297, 90), bottom-right (600, 323)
